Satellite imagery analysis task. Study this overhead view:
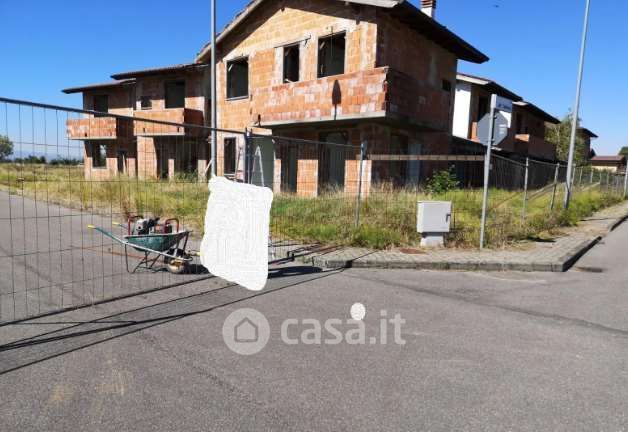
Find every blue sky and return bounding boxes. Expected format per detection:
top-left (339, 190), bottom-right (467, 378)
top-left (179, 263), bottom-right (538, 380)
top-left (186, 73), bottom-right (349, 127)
top-left (0, 0), bottom-right (624, 154)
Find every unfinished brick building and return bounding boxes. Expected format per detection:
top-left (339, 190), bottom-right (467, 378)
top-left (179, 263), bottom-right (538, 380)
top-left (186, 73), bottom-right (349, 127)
top-left (196, 0), bottom-right (488, 196)
top-left (64, 63), bottom-right (209, 180)
top-left (452, 72), bottom-right (560, 162)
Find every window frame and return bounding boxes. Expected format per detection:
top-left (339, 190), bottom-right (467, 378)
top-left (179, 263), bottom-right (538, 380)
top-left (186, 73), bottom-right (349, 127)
top-left (164, 80), bottom-right (186, 109)
top-left (91, 142), bottom-right (107, 169)
top-left (516, 113), bottom-right (524, 135)
top-left (226, 57), bottom-right (250, 100)
top-left (223, 137), bottom-right (237, 175)
top-left (283, 43), bottom-right (300, 84)
top-left (140, 96), bottom-right (152, 111)
top-left (93, 94), bottom-right (109, 117)
top-left (317, 32), bottom-right (346, 79)
top-left (477, 96), bottom-right (489, 122)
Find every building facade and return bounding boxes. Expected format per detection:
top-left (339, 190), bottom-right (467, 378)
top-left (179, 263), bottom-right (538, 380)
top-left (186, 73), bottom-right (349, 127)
top-left (590, 155), bottom-right (625, 172)
top-left (195, 0), bottom-right (487, 196)
top-left (579, 127), bottom-right (598, 161)
top-left (452, 73), bottom-right (559, 161)
top-left (64, 63), bottom-right (209, 180)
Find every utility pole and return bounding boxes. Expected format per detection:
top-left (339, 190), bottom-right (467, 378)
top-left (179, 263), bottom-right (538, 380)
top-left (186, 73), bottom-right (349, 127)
top-left (210, 0), bottom-right (217, 178)
top-left (564, 0), bottom-right (592, 209)
top-left (624, 165), bottom-right (628, 198)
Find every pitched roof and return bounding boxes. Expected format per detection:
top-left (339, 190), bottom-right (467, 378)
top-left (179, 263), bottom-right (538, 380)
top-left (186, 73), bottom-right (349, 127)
top-left (111, 63), bottom-right (208, 80)
top-left (196, 0), bottom-right (488, 64)
top-left (591, 155), bottom-right (625, 163)
top-left (513, 101), bottom-right (559, 124)
top-left (61, 79), bottom-right (135, 94)
top-left (456, 73), bottom-right (522, 102)
top-left (579, 127), bottom-right (598, 139)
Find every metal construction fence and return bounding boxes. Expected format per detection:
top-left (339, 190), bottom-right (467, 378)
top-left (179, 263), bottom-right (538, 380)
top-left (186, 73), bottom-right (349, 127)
top-left (0, 96), bottom-right (625, 324)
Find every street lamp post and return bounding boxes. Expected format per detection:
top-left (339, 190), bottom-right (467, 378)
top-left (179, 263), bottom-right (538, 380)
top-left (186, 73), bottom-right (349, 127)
top-left (564, 0), bottom-right (592, 209)
top-left (210, 0), bottom-right (217, 178)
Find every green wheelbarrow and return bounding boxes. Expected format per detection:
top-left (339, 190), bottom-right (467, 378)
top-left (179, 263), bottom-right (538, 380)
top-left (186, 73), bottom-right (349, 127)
top-left (88, 217), bottom-right (196, 274)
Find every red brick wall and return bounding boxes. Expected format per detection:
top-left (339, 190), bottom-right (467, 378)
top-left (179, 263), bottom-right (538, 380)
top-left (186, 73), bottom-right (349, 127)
top-left (83, 139), bottom-right (136, 180)
top-left (68, 118), bottom-right (118, 140)
top-left (217, 0), bottom-right (378, 132)
top-left (252, 68), bottom-right (387, 125)
top-left (77, 71), bottom-right (208, 180)
top-left (133, 108), bottom-right (204, 136)
top-left (375, 10), bottom-right (457, 132)
top-left (137, 136), bottom-right (157, 179)
top-left (83, 88), bottom-right (134, 116)
top-left (134, 73), bottom-right (205, 113)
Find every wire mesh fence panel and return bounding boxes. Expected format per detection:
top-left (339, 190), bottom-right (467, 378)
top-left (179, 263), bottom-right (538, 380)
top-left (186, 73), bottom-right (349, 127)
top-left (1, 96), bottom-right (627, 323)
top-left (257, 135), bottom-right (363, 252)
top-left (0, 98), bottom-right (215, 324)
top-left (485, 154), bottom-right (627, 247)
top-left (358, 143), bottom-right (487, 248)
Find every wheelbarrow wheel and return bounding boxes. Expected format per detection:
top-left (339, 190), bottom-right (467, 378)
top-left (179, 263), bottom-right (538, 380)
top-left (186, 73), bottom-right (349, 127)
top-left (165, 249), bottom-right (190, 274)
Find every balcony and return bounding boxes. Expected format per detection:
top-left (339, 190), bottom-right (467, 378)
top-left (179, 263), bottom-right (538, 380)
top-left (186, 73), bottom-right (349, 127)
top-left (66, 117), bottom-right (129, 140)
top-left (251, 67), bottom-right (451, 132)
top-left (133, 108), bottom-right (205, 137)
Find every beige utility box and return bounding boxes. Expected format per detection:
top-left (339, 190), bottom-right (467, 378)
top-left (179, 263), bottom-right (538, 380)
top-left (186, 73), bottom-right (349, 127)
top-left (417, 201), bottom-right (452, 247)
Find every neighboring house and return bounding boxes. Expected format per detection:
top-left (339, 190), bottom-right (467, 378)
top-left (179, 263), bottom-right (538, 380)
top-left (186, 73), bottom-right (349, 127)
top-left (452, 73), bottom-right (560, 161)
top-left (64, 63), bottom-right (209, 180)
top-left (195, 0), bottom-right (488, 196)
top-left (63, 80), bottom-right (136, 180)
top-left (590, 155), bottom-right (626, 172)
top-left (579, 127), bottom-right (598, 161)
top-left (511, 101), bottom-right (560, 161)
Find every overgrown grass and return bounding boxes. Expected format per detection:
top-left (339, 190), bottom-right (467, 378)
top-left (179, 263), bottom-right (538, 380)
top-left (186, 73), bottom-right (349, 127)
top-left (0, 164), bottom-right (623, 250)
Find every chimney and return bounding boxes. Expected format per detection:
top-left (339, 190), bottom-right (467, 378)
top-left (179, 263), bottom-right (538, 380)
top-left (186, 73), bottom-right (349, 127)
top-left (421, 0), bottom-right (436, 18)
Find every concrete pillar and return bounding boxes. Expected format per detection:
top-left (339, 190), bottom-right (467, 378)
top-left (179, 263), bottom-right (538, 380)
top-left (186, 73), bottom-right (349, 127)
top-left (297, 158), bottom-right (318, 198)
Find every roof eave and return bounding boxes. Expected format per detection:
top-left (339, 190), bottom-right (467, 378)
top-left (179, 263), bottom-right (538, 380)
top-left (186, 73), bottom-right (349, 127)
top-left (393, 2), bottom-right (488, 64)
top-left (457, 73), bottom-right (522, 101)
top-left (196, 0), bottom-right (488, 64)
top-left (111, 63), bottom-right (208, 80)
top-left (579, 128), bottom-right (599, 139)
top-left (61, 79), bottom-right (135, 95)
top-left (515, 102), bottom-right (559, 124)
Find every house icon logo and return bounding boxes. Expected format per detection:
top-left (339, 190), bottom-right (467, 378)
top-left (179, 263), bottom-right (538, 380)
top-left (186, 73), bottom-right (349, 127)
top-left (234, 318), bottom-right (259, 343)
top-left (223, 308), bottom-right (270, 355)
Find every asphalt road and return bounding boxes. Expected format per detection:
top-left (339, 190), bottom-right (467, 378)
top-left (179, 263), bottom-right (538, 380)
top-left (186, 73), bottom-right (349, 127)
top-left (1, 195), bottom-right (628, 431)
top-left (0, 190), bottom-right (209, 323)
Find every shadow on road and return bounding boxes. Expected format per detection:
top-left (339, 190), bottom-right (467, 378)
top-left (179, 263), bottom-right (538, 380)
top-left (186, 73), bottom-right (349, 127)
top-left (0, 265), bottom-right (339, 375)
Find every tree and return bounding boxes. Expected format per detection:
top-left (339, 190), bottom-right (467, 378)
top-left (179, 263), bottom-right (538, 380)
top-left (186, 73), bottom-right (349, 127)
top-left (619, 147), bottom-right (628, 157)
top-left (0, 135), bottom-right (13, 161)
top-left (545, 113), bottom-right (587, 164)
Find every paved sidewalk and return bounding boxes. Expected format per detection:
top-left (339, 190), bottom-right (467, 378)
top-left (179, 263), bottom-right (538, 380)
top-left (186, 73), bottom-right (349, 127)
top-left (275, 201), bottom-right (628, 272)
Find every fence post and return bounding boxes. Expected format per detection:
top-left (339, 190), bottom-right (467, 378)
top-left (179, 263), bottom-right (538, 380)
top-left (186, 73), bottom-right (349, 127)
top-left (521, 157), bottom-right (529, 225)
top-left (606, 171), bottom-right (610, 191)
top-left (244, 129), bottom-right (252, 184)
top-left (590, 168), bottom-right (594, 185)
top-left (355, 140), bottom-right (367, 228)
top-left (623, 167), bottom-right (628, 198)
top-left (578, 166), bottom-right (583, 186)
top-left (550, 162), bottom-right (560, 211)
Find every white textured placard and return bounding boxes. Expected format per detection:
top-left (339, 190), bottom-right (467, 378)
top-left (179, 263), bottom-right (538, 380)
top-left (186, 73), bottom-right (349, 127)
top-left (200, 177), bottom-right (274, 291)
